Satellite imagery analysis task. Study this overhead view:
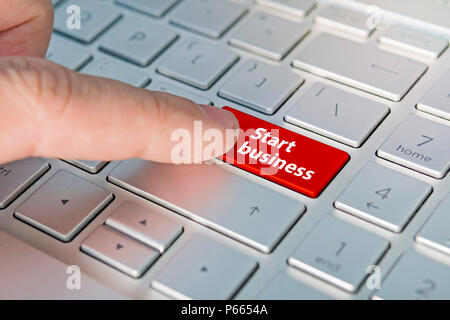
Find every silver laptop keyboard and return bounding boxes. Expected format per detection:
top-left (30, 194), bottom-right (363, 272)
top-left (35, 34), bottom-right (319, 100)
top-left (0, 0), bottom-right (449, 299)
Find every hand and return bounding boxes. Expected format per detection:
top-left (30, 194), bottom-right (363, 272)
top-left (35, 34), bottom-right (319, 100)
top-left (0, 0), bottom-right (238, 164)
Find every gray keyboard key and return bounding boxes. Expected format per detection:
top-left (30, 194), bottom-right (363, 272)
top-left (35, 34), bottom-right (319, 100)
top-left (335, 162), bottom-right (431, 232)
top-left (315, 5), bottom-right (374, 38)
top-left (81, 225), bottom-right (159, 278)
top-left (157, 39), bottom-right (238, 89)
top-left (374, 251), bottom-right (450, 300)
top-left (46, 35), bottom-right (92, 70)
top-left (152, 235), bottom-right (257, 299)
top-left (377, 114), bottom-right (450, 178)
top-left (417, 69), bottom-right (450, 121)
top-left (15, 170), bottom-right (112, 242)
top-left (115, 0), bottom-right (179, 17)
top-left (293, 33), bottom-right (427, 101)
top-left (257, 273), bottom-right (332, 300)
top-left (257, 0), bottom-right (316, 17)
top-left (379, 25), bottom-right (448, 59)
top-left (416, 194), bottom-right (450, 255)
top-left (0, 231), bottom-right (126, 299)
top-left (106, 202), bottom-right (182, 253)
top-left (170, 0), bottom-right (247, 38)
top-left (229, 11), bottom-right (309, 60)
top-left (65, 160), bottom-right (108, 174)
top-left (99, 17), bottom-right (178, 67)
top-left (150, 81), bottom-right (212, 105)
top-left (288, 215), bottom-right (389, 292)
top-left (54, 0), bottom-right (121, 43)
top-left (285, 82), bottom-right (388, 147)
top-left (81, 58), bottom-right (150, 87)
top-left (108, 159), bottom-right (305, 253)
top-left (0, 159), bottom-right (49, 209)
top-left (218, 60), bottom-right (303, 114)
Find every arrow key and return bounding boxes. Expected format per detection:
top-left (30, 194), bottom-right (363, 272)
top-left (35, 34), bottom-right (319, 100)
top-left (334, 162), bottom-right (431, 232)
top-left (106, 202), bottom-right (183, 253)
top-left (81, 226), bottom-right (159, 278)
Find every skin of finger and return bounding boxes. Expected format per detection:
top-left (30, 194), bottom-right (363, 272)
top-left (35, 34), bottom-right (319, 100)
top-left (0, 0), bottom-right (53, 57)
top-left (0, 57), bottom-right (237, 164)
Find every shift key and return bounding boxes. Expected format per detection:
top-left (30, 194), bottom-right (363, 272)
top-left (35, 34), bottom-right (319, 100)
top-left (222, 107), bottom-right (349, 198)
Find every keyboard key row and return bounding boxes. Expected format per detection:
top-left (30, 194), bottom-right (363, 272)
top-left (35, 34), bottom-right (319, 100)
top-left (293, 33), bottom-right (427, 101)
top-left (377, 114), bottom-right (450, 179)
top-left (335, 162), bottom-right (432, 232)
top-left (108, 159), bottom-right (304, 253)
top-left (285, 82), bottom-right (388, 147)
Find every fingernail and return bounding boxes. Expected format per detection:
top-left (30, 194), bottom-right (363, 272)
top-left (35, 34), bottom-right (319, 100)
top-left (198, 104), bottom-right (239, 129)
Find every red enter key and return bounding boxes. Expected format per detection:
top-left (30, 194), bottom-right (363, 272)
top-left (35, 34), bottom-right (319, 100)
top-left (222, 107), bottom-right (349, 198)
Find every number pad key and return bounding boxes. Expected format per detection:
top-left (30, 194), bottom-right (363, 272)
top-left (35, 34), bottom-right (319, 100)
top-left (54, 0), bottom-right (121, 43)
top-left (229, 11), bottom-right (309, 60)
top-left (377, 114), bottom-right (450, 178)
top-left (335, 162), bottom-right (431, 232)
top-left (157, 39), bottom-right (239, 89)
top-left (288, 215), bottom-right (389, 292)
top-left (285, 82), bottom-right (388, 147)
top-left (416, 194), bottom-right (450, 255)
top-left (218, 60), bottom-right (303, 114)
top-left (152, 235), bottom-right (257, 299)
top-left (81, 58), bottom-right (150, 87)
top-left (417, 69), bottom-right (450, 121)
top-left (373, 251), bottom-right (450, 300)
top-left (170, 0), bottom-right (247, 38)
top-left (99, 17), bottom-right (178, 67)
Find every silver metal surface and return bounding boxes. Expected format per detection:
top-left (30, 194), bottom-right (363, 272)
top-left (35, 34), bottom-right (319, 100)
top-left (0, 0), bottom-right (448, 300)
top-left (150, 81), bottom-right (212, 105)
top-left (229, 11), bottom-right (310, 60)
top-left (99, 16), bottom-right (178, 67)
top-left (65, 160), bottom-right (109, 174)
top-left (285, 82), bottom-right (389, 147)
top-left (152, 234), bottom-right (257, 299)
top-left (288, 214), bottom-right (389, 292)
top-left (373, 251), bottom-right (450, 300)
top-left (0, 158), bottom-right (49, 209)
top-left (377, 114), bottom-right (450, 179)
top-left (170, 0), bottom-right (248, 38)
top-left (379, 25), bottom-right (448, 59)
top-left (219, 60), bottom-right (303, 114)
top-left (115, 0), bottom-right (179, 17)
top-left (0, 231), bottom-right (127, 299)
top-left (315, 5), bottom-right (373, 38)
top-left (293, 32), bottom-right (428, 101)
top-left (81, 225), bottom-right (159, 278)
top-left (46, 35), bottom-right (92, 70)
top-left (416, 194), bottom-right (450, 255)
top-left (417, 69), bottom-right (450, 121)
top-left (81, 58), bottom-right (150, 87)
top-left (106, 202), bottom-right (183, 253)
top-left (157, 39), bottom-right (239, 89)
top-left (257, 0), bottom-right (316, 18)
top-left (54, 0), bottom-right (121, 43)
top-left (14, 170), bottom-right (113, 242)
top-left (335, 162), bottom-right (432, 232)
top-left (257, 273), bottom-right (333, 299)
top-left (108, 159), bottom-right (305, 253)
